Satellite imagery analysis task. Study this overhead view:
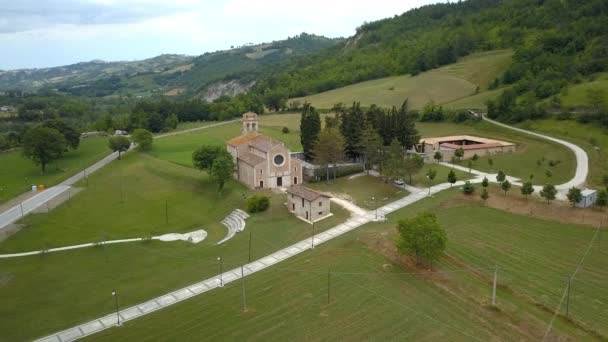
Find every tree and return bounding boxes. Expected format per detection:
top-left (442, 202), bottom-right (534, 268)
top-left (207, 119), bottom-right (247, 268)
top-left (467, 160), bottom-right (473, 173)
top-left (22, 127), bottom-right (66, 173)
top-left (463, 181), bottom-right (475, 195)
top-left (396, 212), bottom-right (447, 266)
top-left (404, 154), bottom-right (424, 184)
top-left (454, 147), bottom-right (464, 161)
top-left (488, 158), bottom-right (494, 168)
top-left (340, 102), bottom-right (366, 160)
top-left (501, 180), bottom-right (511, 196)
top-left (192, 145), bottom-right (223, 170)
top-left (433, 151), bottom-right (443, 163)
top-left (540, 184), bottom-right (557, 204)
top-left (567, 187), bottom-right (583, 207)
top-left (131, 129), bottom-right (153, 150)
top-left (313, 128), bottom-right (345, 183)
top-left (596, 189), bottom-right (608, 208)
top-left (472, 154), bottom-right (479, 162)
top-left (108, 136), bottom-right (131, 159)
top-left (521, 181), bottom-right (534, 199)
top-left (209, 154), bottom-right (234, 193)
top-left (42, 119), bottom-right (80, 150)
top-left (481, 176), bottom-right (489, 188)
top-left (447, 169), bottom-right (457, 187)
top-left (496, 170), bottom-right (506, 182)
top-left (300, 104), bottom-right (321, 161)
top-left (382, 139), bottom-right (406, 181)
top-left (361, 122), bottom-right (383, 173)
top-left (480, 188), bottom-right (489, 204)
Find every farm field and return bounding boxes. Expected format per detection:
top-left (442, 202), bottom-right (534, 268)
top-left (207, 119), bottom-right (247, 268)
top-left (86, 189), bottom-right (606, 341)
top-left (0, 137), bottom-right (109, 204)
top-left (518, 119), bottom-right (608, 188)
top-left (290, 50), bottom-right (513, 110)
top-left (0, 150), bottom-right (349, 341)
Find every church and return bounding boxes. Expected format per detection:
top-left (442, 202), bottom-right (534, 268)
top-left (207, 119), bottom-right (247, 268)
top-left (226, 112), bottom-right (303, 189)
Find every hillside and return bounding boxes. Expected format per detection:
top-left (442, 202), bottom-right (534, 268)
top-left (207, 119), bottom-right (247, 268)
top-left (0, 33), bottom-right (339, 98)
top-left (291, 50), bottom-right (513, 109)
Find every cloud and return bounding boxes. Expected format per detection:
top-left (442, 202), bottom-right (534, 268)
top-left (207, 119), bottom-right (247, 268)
top-left (0, 0), bottom-right (191, 33)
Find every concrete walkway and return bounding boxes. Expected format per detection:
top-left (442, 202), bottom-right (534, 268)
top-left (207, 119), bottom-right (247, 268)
top-left (0, 120), bottom-right (239, 232)
top-left (35, 179), bottom-right (480, 342)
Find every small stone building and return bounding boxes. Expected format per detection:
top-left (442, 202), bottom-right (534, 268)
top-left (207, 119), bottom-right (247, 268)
top-left (227, 112), bottom-right (303, 189)
top-left (420, 135), bottom-right (516, 161)
top-left (286, 185), bottom-right (331, 223)
top-left (576, 189), bottom-right (597, 208)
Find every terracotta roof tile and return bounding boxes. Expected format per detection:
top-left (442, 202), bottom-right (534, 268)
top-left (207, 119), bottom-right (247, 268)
top-left (286, 185), bottom-right (328, 202)
top-left (227, 132), bottom-right (260, 146)
top-left (238, 152), bottom-right (266, 166)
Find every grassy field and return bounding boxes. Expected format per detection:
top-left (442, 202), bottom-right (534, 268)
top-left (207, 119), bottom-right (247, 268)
top-left (560, 73), bottom-right (608, 108)
top-left (85, 189), bottom-right (606, 341)
top-left (0, 151), bottom-right (350, 341)
top-left (0, 137), bottom-right (109, 204)
top-left (442, 87), bottom-right (506, 110)
top-left (290, 50), bottom-right (513, 110)
top-left (417, 121), bottom-right (576, 185)
top-left (518, 119), bottom-right (608, 188)
top-left (307, 175), bottom-right (407, 209)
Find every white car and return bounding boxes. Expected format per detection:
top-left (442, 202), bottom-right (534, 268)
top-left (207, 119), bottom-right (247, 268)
top-left (392, 179), bottom-right (405, 186)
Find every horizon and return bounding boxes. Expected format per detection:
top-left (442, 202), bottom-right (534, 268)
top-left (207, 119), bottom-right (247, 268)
top-left (0, 0), bottom-right (444, 70)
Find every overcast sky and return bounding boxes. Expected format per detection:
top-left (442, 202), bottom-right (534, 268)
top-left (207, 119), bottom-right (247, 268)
top-left (0, 0), bottom-right (444, 70)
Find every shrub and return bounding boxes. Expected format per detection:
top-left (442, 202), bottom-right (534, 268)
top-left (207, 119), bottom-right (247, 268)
top-left (462, 181), bottom-right (475, 195)
top-left (282, 126), bottom-right (290, 134)
top-left (247, 195), bottom-right (270, 213)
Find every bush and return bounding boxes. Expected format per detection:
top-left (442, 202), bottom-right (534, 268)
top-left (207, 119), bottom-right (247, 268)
top-left (247, 195), bottom-right (270, 213)
top-left (462, 181), bottom-right (475, 195)
top-left (282, 126), bottom-right (290, 134)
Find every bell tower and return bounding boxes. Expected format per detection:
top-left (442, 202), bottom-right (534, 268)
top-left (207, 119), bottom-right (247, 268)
top-left (242, 112), bottom-right (258, 135)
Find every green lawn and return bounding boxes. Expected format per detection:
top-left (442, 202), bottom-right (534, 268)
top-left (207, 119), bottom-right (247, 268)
top-left (85, 190), bottom-right (605, 341)
top-left (417, 121), bottom-right (576, 185)
top-left (0, 137), bottom-right (109, 204)
top-left (290, 50), bottom-right (513, 110)
top-left (307, 175), bottom-right (407, 209)
top-left (412, 164), bottom-right (472, 188)
top-left (442, 87), bottom-right (506, 110)
top-left (518, 119), bottom-right (608, 188)
top-left (0, 151), bottom-right (349, 341)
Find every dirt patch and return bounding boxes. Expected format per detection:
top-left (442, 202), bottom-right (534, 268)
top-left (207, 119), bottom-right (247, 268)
top-left (460, 187), bottom-right (607, 228)
top-left (164, 87), bottom-right (185, 96)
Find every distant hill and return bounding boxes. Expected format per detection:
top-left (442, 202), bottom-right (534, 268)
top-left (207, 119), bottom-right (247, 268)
top-left (0, 33), bottom-right (340, 98)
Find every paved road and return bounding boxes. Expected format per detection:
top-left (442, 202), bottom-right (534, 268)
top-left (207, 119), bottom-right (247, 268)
top-left (482, 116), bottom-right (589, 190)
top-left (0, 120), bottom-right (239, 232)
top-left (36, 179), bottom-right (479, 342)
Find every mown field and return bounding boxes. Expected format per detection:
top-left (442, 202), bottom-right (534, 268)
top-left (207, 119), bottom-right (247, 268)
top-left (0, 137), bottom-right (109, 204)
top-left (290, 50), bottom-right (513, 110)
top-left (518, 119), bottom-right (608, 188)
top-left (560, 73), bottom-right (608, 108)
top-left (0, 151), bottom-right (349, 342)
top-left (86, 189), bottom-right (607, 341)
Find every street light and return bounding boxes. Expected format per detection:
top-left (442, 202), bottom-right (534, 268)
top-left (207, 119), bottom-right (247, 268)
top-left (218, 257), bottom-right (224, 287)
top-left (311, 220), bottom-right (315, 249)
top-left (372, 196), bottom-right (377, 220)
top-left (111, 290), bottom-right (121, 326)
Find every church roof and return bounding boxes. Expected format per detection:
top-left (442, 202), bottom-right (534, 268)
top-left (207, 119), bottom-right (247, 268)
top-left (227, 132), bottom-right (261, 146)
top-left (238, 152), bottom-right (266, 166)
top-left (286, 185), bottom-right (329, 202)
top-left (249, 135), bottom-right (283, 152)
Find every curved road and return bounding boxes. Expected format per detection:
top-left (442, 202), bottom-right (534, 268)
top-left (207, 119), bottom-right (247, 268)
top-left (482, 116), bottom-right (589, 190)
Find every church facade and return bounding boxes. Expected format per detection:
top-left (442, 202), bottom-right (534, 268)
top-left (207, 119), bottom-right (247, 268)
top-left (226, 112), bottom-right (303, 189)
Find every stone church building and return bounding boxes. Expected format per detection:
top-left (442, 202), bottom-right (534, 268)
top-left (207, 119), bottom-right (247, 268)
top-left (226, 112), bottom-right (303, 189)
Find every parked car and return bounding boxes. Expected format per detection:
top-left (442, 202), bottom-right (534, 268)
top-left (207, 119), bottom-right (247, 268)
top-left (392, 179), bottom-right (405, 186)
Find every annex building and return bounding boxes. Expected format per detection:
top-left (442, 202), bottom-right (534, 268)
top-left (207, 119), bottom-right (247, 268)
top-left (420, 135), bottom-right (516, 160)
top-left (227, 112), bottom-right (303, 189)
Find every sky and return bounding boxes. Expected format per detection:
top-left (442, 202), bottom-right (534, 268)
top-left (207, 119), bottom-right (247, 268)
top-left (0, 0), bottom-right (444, 70)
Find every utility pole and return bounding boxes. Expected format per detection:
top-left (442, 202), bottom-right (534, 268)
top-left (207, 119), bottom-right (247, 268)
top-left (241, 265), bottom-right (247, 312)
top-left (327, 269), bottom-right (331, 304)
top-left (218, 257), bottom-right (223, 287)
top-left (492, 265), bottom-right (498, 306)
top-left (566, 276), bottom-right (571, 317)
top-left (20, 202), bottom-right (24, 217)
top-left (248, 231), bottom-right (252, 262)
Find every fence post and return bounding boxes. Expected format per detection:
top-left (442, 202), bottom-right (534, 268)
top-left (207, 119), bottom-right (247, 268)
top-left (492, 265), bottom-right (498, 306)
top-left (241, 265), bottom-right (247, 312)
top-left (327, 269), bottom-right (331, 304)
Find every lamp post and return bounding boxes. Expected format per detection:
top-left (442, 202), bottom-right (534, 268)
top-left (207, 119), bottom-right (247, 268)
top-left (372, 196), bottom-right (377, 220)
top-left (311, 221), bottom-right (315, 249)
top-left (218, 257), bottom-right (224, 287)
top-left (111, 290), bottom-right (120, 326)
